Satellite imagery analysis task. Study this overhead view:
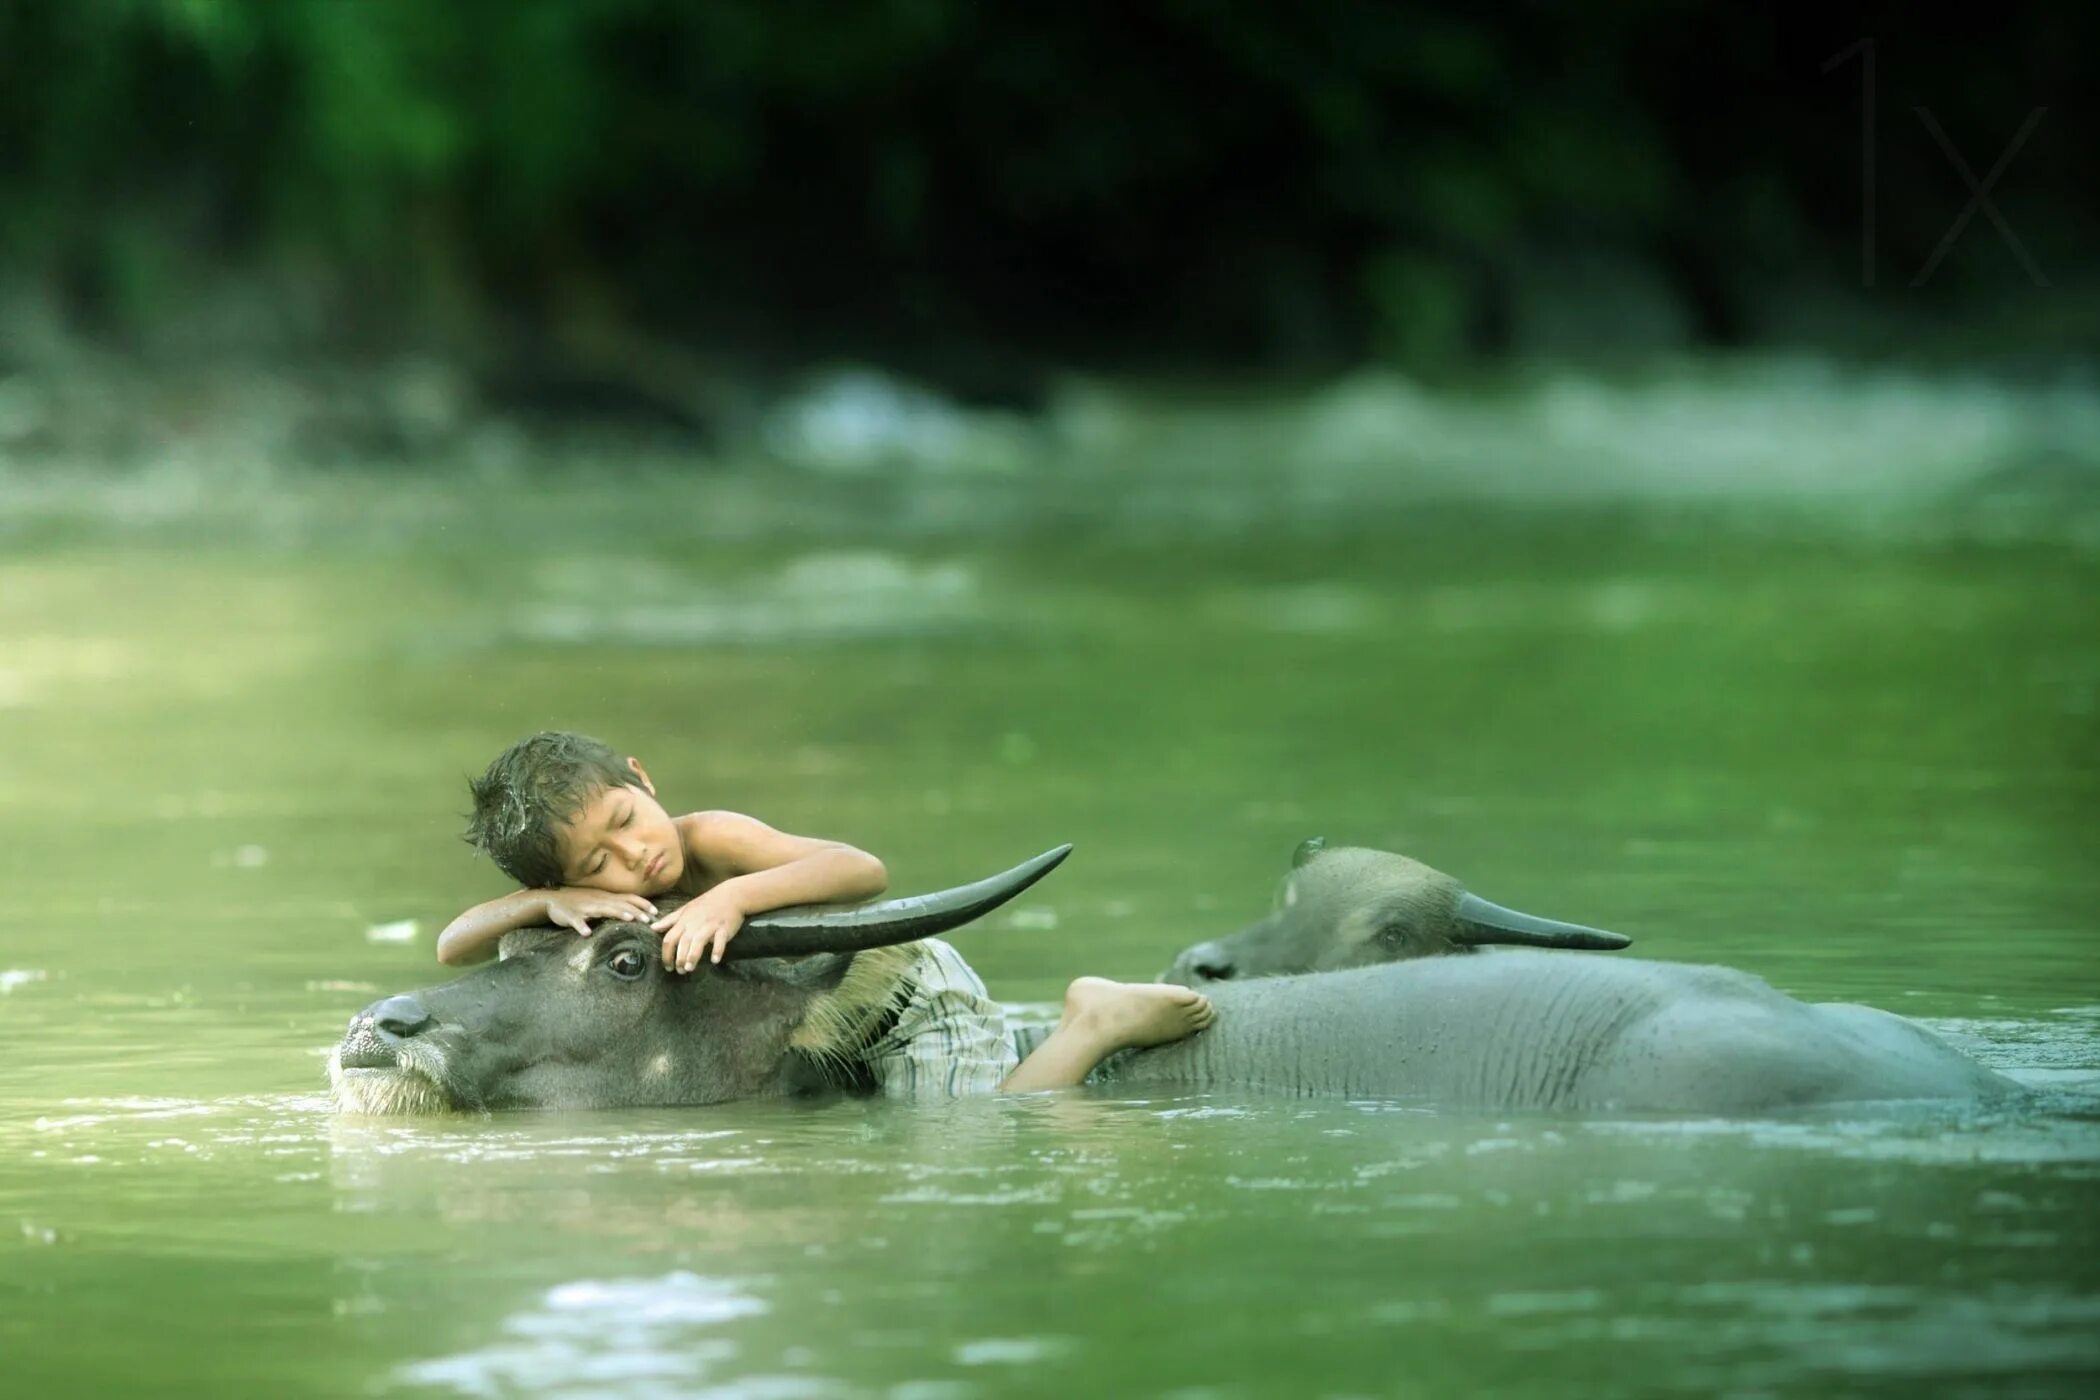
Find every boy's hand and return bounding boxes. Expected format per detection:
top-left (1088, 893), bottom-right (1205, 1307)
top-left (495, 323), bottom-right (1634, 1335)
top-left (652, 889), bottom-right (746, 972)
top-left (542, 888), bottom-right (658, 938)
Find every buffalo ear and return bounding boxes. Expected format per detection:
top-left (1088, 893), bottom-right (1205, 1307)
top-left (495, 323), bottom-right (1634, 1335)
top-left (1291, 837), bottom-right (1329, 869)
top-left (1454, 893), bottom-right (1633, 951)
top-left (728, 951), bottom-right (856, 991)
top-left (497, 927), bottom-right (569, 961)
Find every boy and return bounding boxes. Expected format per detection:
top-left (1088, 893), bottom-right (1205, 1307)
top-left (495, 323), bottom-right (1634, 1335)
top-left (439, 731), bottom-right (1213, 1095)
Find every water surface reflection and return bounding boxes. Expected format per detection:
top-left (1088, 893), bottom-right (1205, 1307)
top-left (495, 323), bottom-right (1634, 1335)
top-left (3, 527), bottom-right (2097, 1394)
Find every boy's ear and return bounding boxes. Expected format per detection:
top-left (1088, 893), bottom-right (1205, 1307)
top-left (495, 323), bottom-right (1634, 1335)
top-left (624, 756), bottom-right (657, 796)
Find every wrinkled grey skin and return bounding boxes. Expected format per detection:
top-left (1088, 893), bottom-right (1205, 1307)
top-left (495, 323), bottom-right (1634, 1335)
top-left (1106, 951), bottom-right (2015, 1110)
top-left (1162, 838), bottom-right (1633, 985)
top-left (332, 844), bottom-right (2017, 1116)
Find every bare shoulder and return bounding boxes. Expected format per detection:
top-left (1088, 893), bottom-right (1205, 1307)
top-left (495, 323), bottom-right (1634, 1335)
top-left (675, 810), bottom-right (799, 875)
top-left (677, 810), bottom-right (759, 868)
top-left (675, 809), bottom-right (873, 882)
top-left (678, 809), bottom-right (780, 845)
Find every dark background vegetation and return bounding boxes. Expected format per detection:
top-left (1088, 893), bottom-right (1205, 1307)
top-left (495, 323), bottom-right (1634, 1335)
top-left (1, 0), bottom-right (2089, 408)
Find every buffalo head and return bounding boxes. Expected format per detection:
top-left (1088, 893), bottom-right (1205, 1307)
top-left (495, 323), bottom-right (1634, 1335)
top-left (1163, 839), bottom-right (1631, 985)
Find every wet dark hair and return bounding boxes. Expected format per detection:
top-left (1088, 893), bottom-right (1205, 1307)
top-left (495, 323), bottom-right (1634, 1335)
top-left (463, 731), bottom-right (641, 887)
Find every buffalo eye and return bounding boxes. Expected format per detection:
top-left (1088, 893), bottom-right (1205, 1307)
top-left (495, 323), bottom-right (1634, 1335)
top-left (606, 948), bottom-right (647, 981)
top-left (1374, 918), bottom-right (1414, 948)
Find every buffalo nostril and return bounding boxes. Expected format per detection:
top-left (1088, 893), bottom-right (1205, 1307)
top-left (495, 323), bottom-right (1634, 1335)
top-left (368, 994), bottom-right (432, 1040)
top-left (1175, 941), bottom-right (1236, 983)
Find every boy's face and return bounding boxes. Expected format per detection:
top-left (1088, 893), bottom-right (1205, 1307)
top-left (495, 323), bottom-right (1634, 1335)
top-left (552, 758), bottom-right (685, 896)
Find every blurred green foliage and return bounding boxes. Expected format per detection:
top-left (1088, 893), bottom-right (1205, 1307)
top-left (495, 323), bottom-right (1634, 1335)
top-left (0, 2), bottom-right (2088, 372)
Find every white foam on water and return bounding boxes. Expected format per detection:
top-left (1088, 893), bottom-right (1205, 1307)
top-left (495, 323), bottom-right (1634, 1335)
top-left (952, 1336), bottom-right (1066, 1366)
top-left (397, 1271), bottom-right (770, 1398)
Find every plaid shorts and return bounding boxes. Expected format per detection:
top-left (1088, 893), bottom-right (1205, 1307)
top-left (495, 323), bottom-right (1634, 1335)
top-left (860, 938), bottom-right (1020, 1098)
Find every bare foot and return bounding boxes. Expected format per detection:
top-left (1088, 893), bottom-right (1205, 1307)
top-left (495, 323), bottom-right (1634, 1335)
top-left (998, 978), bottom-right (1217, 1093)
top-left (1061, 976), bottom-right (1215, 1053)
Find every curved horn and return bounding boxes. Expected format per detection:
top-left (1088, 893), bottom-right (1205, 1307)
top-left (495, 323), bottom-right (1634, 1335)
top-left (1455, 892), bottom-right (1632, 950)
top-left (722, 845), bottom-right (1074, 960)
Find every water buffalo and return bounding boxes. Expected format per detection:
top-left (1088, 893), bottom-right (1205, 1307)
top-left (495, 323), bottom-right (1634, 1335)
top-left (330, 844), bottom-right (2018, 1116)
top-left (329, 847), bottom-right (1076, 1115)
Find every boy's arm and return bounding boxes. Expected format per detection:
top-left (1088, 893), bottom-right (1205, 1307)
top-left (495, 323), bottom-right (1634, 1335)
top-left (654, 811), bottom-right (887, 971)
top-left (688, 811), bottom-right (889, 910)
top-left (436, 887), bottom-right (658, 966)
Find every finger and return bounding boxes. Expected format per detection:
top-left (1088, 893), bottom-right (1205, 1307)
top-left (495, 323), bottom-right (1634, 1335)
top-left (710, 926), bottom-right (732, 964)
top-left (661, 930), bottom-right (680, 967)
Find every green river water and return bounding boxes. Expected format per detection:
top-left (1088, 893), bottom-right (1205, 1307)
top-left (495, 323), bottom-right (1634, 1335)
top-left (2, 506), bottom-right (2097, 1396)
